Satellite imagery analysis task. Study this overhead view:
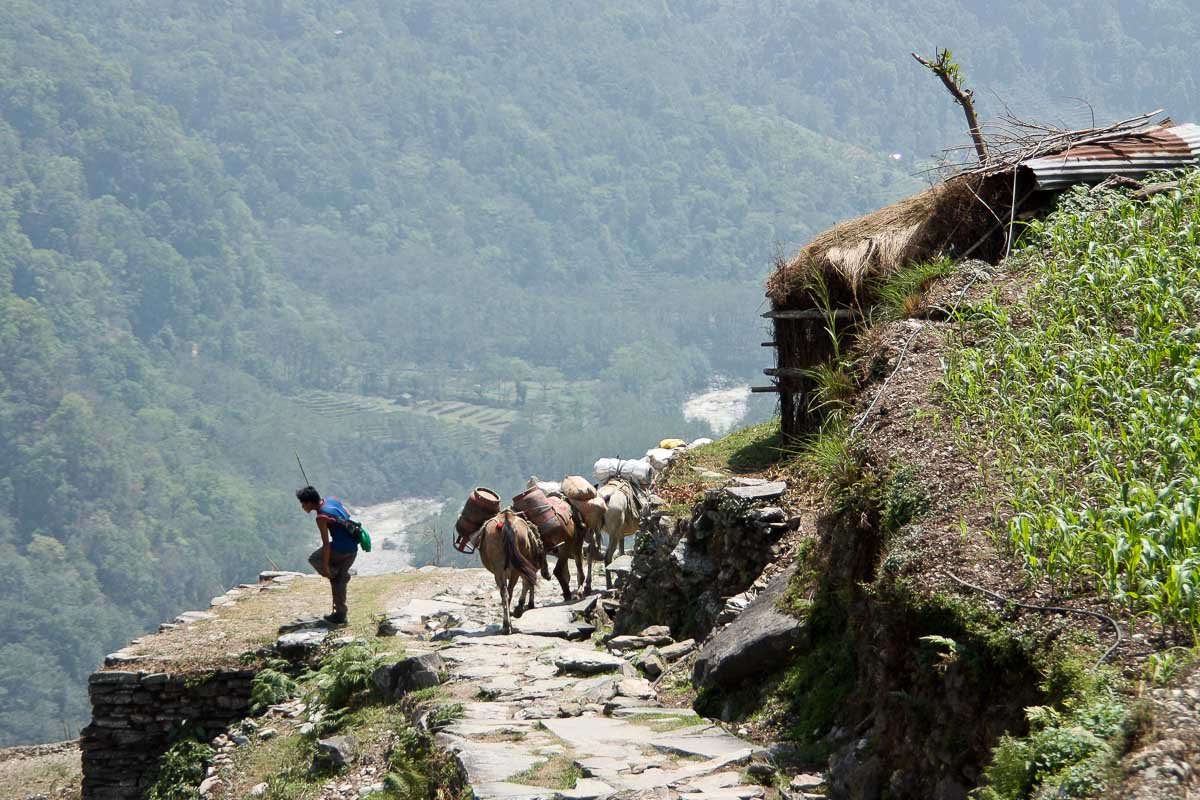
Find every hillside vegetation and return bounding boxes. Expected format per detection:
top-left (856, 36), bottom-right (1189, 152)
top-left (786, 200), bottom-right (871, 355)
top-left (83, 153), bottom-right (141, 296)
top-left (4, 0), bottom-right (1200, 748)
top-left (680, 176), bottom-right (1200, 800)
top-left (946, 177), bottom-right (1200, 632)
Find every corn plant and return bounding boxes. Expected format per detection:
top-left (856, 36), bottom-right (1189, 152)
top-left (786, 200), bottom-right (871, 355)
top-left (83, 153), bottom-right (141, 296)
top-left (943, 171), bottom-right (1200, 632)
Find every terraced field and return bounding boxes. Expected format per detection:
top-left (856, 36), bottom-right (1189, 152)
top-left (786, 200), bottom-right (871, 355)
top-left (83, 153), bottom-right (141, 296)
top-left (291, 390), bottom-right (520, 448)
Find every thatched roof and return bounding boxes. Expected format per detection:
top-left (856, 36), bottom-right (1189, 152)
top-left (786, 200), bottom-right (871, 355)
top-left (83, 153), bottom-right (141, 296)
top-left (766, 172), bottom-right (1013, 308)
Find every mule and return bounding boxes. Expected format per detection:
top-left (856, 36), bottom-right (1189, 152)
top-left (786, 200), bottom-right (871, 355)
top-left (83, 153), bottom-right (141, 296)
top-left (534, 495), bottom-right (591, 600)
top-left (478, 509), bottom-right (540, 634)
top-left (597, 479), bottom-right (642, 590)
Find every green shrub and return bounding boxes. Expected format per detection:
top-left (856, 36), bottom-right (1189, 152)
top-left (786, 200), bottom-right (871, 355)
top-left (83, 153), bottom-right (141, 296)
top-left (977, 689), bottom-right (1125, 799)
top-left (250, 659), bottom-right (300, 712)
top-left (306, 640), bottom-right (389, 711)
top-left (146, 739), bottom-right (214, 800)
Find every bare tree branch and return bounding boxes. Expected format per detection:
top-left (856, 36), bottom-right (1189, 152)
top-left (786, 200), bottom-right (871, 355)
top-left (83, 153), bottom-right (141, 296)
top-left (913, 49), bottom-right (989, 163)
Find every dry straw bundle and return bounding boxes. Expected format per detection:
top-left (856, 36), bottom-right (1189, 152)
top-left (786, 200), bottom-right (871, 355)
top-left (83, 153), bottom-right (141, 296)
top-left (766, 173), bottom-right (1012, 308)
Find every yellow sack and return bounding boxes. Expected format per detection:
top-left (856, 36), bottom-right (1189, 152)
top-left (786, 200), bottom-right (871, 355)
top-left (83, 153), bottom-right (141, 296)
top-left (659, 438), bottom-right (687, 450)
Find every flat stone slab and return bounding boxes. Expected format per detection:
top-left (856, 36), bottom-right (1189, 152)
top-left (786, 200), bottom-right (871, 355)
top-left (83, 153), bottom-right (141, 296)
top-left (612, 706), bottom-right (699, 718)
top-left (437, 735), bottom-right (545, 785)
top-left (279, 615), bottom-right (333, 634)
top-left (722, 481), bottom-right (786, 501)
top-left (607, 633), bottom-right (673, 652)
top-left (473, 782), bottom-right (555, 799)
top-left (606, 555), bottom-right (634, 576)
top-left (679, 772), bottom-right (742, 792)
top-left (649, 729), bottom-right (755, 761)
top-left (540, 716), bottom-right (656, 755)
top-left (259, 570), bottom-right (305, 581)
top-left (552, 649), bottom-right (629, 675)
top-left (512, 605), bottom-right (595, 640)
top-left (175, 611), bottom-right (216, 624)
top-left (555, 778), bottom-right (615, 799)
top-left (432, 624), bottom-right (504, 640)
top-left (615, 678), bottom-right (654, 699)
top-left (678, 787), bottom-right (765, 799)
top-left (275, 630), bottom-right (328, 653)
top-left (443, 719), bottom-right (539, 737)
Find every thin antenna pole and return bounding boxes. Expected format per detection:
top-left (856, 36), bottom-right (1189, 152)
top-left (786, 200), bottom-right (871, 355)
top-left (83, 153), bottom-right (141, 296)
top-left (295, 452), bottom-right (310, 486)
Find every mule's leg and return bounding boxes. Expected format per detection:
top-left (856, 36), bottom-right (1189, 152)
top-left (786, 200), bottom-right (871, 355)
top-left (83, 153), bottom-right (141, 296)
top-left (496, 570), bottom-right (512, 635)
top-left (604, 530), bottom-right (619, 591)
top-left (583, 527), bottom-right (595, 596)
top-left (573, 535), bottom-right (586, 597)
top-left (554, 554), bottom-right (571, 601)
top-left (511, 572), bottom-right (526, 618)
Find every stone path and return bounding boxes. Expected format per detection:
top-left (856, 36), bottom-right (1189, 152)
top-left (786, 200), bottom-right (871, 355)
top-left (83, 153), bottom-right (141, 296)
top-left (382, 568), bottom-right (768, 800)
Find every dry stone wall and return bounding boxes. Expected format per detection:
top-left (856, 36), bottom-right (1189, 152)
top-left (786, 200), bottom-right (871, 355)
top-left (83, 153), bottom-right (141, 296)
top-left (81, 668), bottom-right (255, 799)
top-left (615, 483), bottom-right (799, 641)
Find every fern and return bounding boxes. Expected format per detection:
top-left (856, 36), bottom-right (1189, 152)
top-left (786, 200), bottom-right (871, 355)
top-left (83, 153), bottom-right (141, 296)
top-left (306, 640), bottom-right (388, 711)
top-left (250, 664), bottom-right (300, 713)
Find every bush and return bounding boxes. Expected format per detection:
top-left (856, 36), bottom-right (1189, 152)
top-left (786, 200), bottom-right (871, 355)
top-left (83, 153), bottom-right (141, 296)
top-left (977, 690), bottom-right (1125, 799)
top-left (306, 640), bottom-right (389, 711)
top-left (250, 659), bottom-right (300, 712)
top-left (146, 738), bottom-right (214, 800)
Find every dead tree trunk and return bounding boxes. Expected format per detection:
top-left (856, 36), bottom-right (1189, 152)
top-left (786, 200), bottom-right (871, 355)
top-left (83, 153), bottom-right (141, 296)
top-left (913, 49), bottom-right (989, 164)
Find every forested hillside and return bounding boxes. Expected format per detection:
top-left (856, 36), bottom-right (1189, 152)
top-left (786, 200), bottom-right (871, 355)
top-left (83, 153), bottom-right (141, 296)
top-left (1, 0), bottom-right (1198, 746)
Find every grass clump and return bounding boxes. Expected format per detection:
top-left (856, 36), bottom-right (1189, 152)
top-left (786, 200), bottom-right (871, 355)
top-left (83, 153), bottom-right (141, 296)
top-left (872, 256), bottom-right (955, 320)
top-left (943, 173), bottom-right (1200, 631)
top-left (506, 755), bottom-right (583, 790)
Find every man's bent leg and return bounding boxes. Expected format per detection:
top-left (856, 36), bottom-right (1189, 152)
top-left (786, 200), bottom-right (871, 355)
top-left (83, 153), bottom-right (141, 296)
top-left (307, 547), bottom-right (330, 578)
top-left (330, 550), bottom-right (357, 618)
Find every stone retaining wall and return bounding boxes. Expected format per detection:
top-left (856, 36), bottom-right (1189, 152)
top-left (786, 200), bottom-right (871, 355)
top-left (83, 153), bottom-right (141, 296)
top-left (615, 488), bottom-right (799, 641)
top-left (81, 668), bottom-right (255, 800)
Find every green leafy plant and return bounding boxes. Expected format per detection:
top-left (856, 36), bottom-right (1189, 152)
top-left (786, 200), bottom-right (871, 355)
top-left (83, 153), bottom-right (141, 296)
top-left (383, 720), bottom-right (466, 798)
top-left (918, 634), bottom-right (962, 672)
top-left (976, 690), bottom-right (1125, 800)
top-left (146, 739), bottom-right (214, 800)
top-left (305, 641), bottom-right (389, 711)
top-left (1143, 647), bottom-right (1193, 687)
top-left (250, 659), bottom-right (301, 712)
top-left (943, 172), bottom-right (1200, 631)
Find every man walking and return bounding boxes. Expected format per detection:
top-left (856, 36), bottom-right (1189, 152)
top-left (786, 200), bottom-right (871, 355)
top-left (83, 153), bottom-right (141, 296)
top-left (296, 486), bottom-right (359, 625)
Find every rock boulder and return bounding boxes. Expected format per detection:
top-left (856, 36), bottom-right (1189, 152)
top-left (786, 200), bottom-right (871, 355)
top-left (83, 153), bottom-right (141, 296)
top-left (692, 563), bottom-right (805, 690)
top-left (371, 652), bottom-right (444, 700)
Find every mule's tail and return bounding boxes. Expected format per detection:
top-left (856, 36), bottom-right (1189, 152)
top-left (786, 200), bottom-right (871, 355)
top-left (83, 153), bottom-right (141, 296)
top-left (502, 514), bottom-right (540, 585)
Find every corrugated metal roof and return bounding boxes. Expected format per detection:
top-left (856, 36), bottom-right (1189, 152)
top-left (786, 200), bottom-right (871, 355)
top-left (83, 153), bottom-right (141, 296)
top-left (1022, 123), bottom-right (1200, 189)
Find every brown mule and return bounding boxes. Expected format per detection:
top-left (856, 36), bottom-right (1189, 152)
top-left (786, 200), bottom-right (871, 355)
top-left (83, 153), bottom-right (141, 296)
top-left (478, 510), bottom-right (540, 634)
top-left (533, 496), bottom-right (590, 600)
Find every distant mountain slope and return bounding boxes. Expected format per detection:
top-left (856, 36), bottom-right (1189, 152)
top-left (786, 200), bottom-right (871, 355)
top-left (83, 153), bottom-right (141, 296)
top-left (1, 0), bottom-right (1198, 746)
